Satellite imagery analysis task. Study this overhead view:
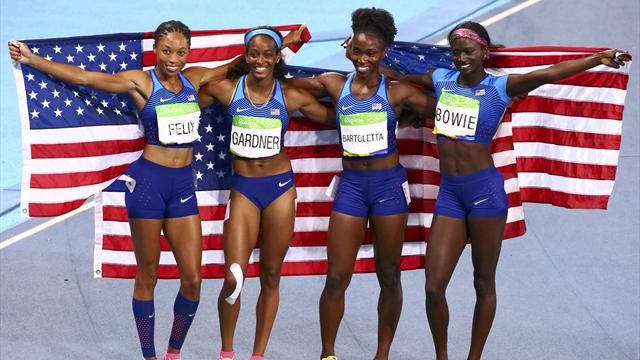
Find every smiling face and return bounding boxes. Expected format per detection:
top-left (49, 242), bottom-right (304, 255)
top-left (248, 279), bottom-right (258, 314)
top-left (245, 35), bottom-right (281, 80)
top-left (349, 32), bottom-right (386, 77)
top-left (450, 37), bottom-right (486, 75)
top-left (153, 31), bottom-right (190, 77)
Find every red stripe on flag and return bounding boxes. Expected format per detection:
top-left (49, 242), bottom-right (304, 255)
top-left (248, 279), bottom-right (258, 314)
top-left (510, 97), bottom-right (624, 120)
top-left (512, 127), bottom-right (621, 150)
top-left (28, 200), bottom-right (87, 217)
top-left (142, 45), bottom-right (245, 67)
top-left (519, 188), bottom-right (610, 209)
top-left (515, 157), bottom-right (617, 180)
top-left (31, 164), bottom-right (131, 188)
top-left (31, 138), bottom-right (145, 159)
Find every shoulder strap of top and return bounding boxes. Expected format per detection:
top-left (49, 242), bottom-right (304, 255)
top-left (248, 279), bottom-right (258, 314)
top-left (376, 74), bottom-right (387, 99)
top-left (178, 71), bottom-right (196, 91)
top-left (149, 69), bottom-right (161, 95)
top-left (274, 79), bottom-right (285, 106)
top-left (229, 75), bottom-right (246, 106)
top-left (338, 72), bottom-right (354, 101)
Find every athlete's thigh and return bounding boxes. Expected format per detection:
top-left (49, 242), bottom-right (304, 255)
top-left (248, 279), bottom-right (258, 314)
top-left (163, 214), bottom-right (203, 275)
top-left (259, 187), bottom-right (297, 268)
top-left (370, 213), bottom-right (408, 267)
top-left (326, 211), bottom-right (368, 274)
top-left (467, 216), bottom-right (506, 275)
top-left (425, 215), bottom-right (468, 281)
top-left (225, 189), bottom-right (262, 269)
top-left (129, 218), bottom-right (164, 266)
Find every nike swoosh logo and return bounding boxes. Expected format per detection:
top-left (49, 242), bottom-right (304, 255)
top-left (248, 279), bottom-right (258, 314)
top-left (188, 313), bottom-right (195, 317)
top-left (159, 97), bottom-right (173, 102)
top-left (278, 179), bottom-right (292, 188)
top-left (236, 107), bottom-right (250, 112)
top-left (180, 195), bottom-right (194, 203)
top-left (473, 198), bottom-right (489, 205)
top-left (341, 105), bottom-right (354, 111)
top-left (148, 314), bottom-right (155, 319)
top-left (378, 197), bottom-right (395, 203)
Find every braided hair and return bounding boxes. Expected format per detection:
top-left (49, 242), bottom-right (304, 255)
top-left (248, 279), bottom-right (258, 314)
top-left (153, 20), bottom-right (192, 47)
top-left (229, 25), bottom-right (287, 81)
top-left (351, 7), bottom-right (397, 48)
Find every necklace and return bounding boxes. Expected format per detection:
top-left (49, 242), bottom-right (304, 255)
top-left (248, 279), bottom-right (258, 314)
top-left (244, 78), bottom-right (275, 110)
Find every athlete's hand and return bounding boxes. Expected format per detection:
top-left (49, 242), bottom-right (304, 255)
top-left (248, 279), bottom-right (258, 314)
top-left (283, 24), bottom-right (306, 48)
top-left (8, 40), bottom-right (34, 64)
top-left (599, 49), bottom-right (631, 69)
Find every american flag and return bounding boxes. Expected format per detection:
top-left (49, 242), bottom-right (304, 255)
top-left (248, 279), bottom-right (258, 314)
top-left (11, 31), bottom-right (631, 279)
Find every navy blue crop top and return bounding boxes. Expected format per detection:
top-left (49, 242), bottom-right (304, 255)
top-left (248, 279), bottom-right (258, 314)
top-left (227, 75), bottom-right (288, 159)
top-left (336, 73), bottom-right (398, 159)
top-left (432, 68), bottom-right (510, 145)
top-left (138, 69), bottom-right (200, 148)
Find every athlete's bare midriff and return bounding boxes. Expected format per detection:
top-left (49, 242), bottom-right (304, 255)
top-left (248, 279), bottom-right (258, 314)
top-left (142, 144), bottom-right (193, 168)
top-left (437, 139), bottom-right (494, 176)
top-left (342, 151), bottom-right (399, 171)
top-left (232, 151), bottom-right (293, 177)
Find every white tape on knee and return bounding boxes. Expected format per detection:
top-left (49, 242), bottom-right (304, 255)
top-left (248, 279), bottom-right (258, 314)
top-left (225, 263), bottom-right (243, 304)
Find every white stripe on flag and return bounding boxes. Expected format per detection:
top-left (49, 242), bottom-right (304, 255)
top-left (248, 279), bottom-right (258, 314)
top-left (517, 173), bottom-right (614, 195)
top-left (514, 142), bottom-right (620, 165)
top-left (512, 113), bottom-right (622, 134)
top-left (29, 124), bottom-right (143, 144)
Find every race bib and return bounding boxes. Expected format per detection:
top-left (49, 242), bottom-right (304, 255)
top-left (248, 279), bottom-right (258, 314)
top-left (156, 103), bottom-right (200, 144)
top-left (230, 115), bottom-right (282, 158)
top-left (339, 112), bottom-right (388, 157)
top-left (433, 92), bottom-right (479, 138)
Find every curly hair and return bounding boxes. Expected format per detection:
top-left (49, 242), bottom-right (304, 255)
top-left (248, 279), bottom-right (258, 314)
top-left (448, 21), bottom-right (493, 47)
top-left (229, 25), bottom-right (286, 81)
top-left (351, 7), bottom-right (397, 48)
top-left (153, 20), bottom-right (191, 47)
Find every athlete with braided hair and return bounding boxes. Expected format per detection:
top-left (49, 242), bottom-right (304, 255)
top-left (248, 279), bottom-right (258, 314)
top-left (287, 8), bottom-right (436, 360)
top-left (9, 20), bottom-right (304, 360)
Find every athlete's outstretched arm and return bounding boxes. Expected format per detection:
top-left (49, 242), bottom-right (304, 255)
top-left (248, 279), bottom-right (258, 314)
top-left (198, 78), bottom-right (236, 108)
top-left (380, 65), bottom-right (435, 90)
top-left (506, 49), bottom-right (630, 97)
top-left (8, 40), bottom-right (145, 95)
top-left (390, 81), bottom-right (437, 119)
top-left (284, 86), bottom-right (335, 125)
top-left (286, 72), bottom-right (345, 99)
